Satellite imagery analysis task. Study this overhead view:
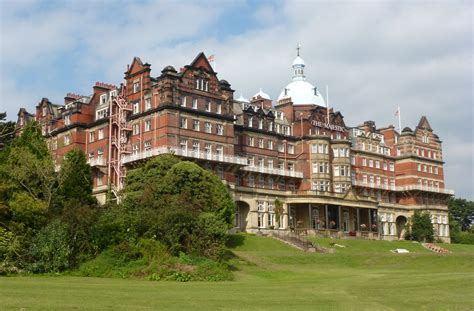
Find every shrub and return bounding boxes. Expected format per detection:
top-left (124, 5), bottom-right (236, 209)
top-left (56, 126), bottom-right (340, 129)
top-left (410, 211), bottom-right (434, 243)
top-left (28, 220), bottom-right (71, 273)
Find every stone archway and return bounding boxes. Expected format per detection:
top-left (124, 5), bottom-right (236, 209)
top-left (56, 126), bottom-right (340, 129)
top-left (396, 216), bottom-right (408, 239)
top-left (235, 201), bottom-right (250, 231)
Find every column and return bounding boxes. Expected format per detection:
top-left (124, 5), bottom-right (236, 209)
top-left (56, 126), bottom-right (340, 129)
top-left (325, 204), bottom-right (329, 229)
top-left (356, 208), bottom-right (360, 232)
top-left (338, 205), bottom-right (342, 231)
top-left (368, 209), bottom-right (372, 234)
top-left (308, 203), bottom-right (312, 228)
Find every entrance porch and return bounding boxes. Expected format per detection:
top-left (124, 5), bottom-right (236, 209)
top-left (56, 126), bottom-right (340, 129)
top-left (288, 203), bottom-right (379, 239)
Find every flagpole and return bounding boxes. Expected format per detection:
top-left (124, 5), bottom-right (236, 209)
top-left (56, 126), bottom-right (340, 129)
top-left (398, 106), bottom-right (402, 133)
top-left (326, 85), bottom-right (330, 124)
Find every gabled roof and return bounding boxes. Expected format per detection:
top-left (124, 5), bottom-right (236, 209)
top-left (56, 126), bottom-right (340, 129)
top-left (416, 116), bottom-right (432, 131)
top-left (187, 52), bottom-right (215, 73)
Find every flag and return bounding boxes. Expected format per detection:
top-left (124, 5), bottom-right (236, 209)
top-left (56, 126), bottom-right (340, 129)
top-left (208, 55), bottom-right (215, 62)
top-left (394, 107), bottom-right (399, 117)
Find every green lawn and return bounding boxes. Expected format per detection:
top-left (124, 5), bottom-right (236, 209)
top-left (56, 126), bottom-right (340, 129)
top-left (1, 235), bottom-right (473, 310)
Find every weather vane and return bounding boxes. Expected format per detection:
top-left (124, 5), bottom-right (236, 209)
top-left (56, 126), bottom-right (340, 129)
top-left (296, 43), bottom-right (301, 56)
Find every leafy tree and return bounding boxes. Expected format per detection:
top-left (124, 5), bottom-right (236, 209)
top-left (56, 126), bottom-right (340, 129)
top-left (448, 197), bottom-right (474, 231)
top-left (0, 112), bottom-right (16, 152)
top-left (274, 198), bottom-right (284, 229)
top-left (410, 211), bottom-right (434, 242)
top-left (55, 148), bottom-right (96, 210)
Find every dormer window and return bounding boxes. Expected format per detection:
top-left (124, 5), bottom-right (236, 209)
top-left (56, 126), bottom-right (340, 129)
top-left (258, 120), bottom-right (263, 130)
top-left (195, 77), bottom-right (209, 91)
top-left (248, 117), bottom-right (253, 127)
top-left (64, 114), bottom-right (71, 126)
top-left (100, 94), bottom-right (107, 105)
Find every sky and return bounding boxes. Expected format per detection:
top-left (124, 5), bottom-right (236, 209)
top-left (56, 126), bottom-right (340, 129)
top-left (1, 0), bottom-right (472, 199)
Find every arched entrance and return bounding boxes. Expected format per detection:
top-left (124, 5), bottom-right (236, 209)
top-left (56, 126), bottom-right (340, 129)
top-left (396, 216), bottom-right (408, 239)
top-left (235, 201), bottom-right (250, 231)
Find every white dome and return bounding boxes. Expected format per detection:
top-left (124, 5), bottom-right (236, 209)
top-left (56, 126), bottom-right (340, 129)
top-left (252, 88), bottom-right (271, 100)
top-left (278, 80), bottom-right (325, 106)
top-left (236, 93), bottom-right (250, 103)
top-left (292, 56), bottom-right (305, 66)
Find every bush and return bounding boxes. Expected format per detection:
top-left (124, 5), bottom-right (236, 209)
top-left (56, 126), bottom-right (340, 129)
top-left (410, 211), bottom-right (434, 243)
top-left (27, 220), bottom-right (71, 273)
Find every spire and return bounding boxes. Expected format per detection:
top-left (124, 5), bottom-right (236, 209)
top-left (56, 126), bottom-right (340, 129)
top-left (292, 43), bottom-right (305, 81)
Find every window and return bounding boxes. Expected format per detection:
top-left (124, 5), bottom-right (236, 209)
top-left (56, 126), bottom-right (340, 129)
top-left (267, 140), bottom-right (273, 150)
top-left (312, 144), bottom-right (318, 153)
top-left (216, 145), bottom-right (223, 160)
top-left (248, 157), bottom-right (254, 166)
top-left (206, 101), bottom-right (211, 112)
top-left (144, 140), bottom-right (152, 152)
top-left (145, 120), bottom-right (151, 132)
top-left (97, 148), bottom-right (104, 162)
top-left (96, 108), bottom-right (108, 120)
top-left (192, 98), bottom-right (198, 109)
top-left (204, 143), bottom-right (211, 158)
top-left (288, 163), bottom-right (294, 171)
top-left (98, 128), bottom-right (104, 140)
top-left (362, 175), bottom-right (368, 184)
top-left (268, 159), bottom-right (273, 168)
top-left (351, 156), bottom-right (356, 165)
top-left (383, 162), bottom-right (388, 170)
top-left (362, 158), bottom-right (367, 166)
top-left (258, 138), bottom-right (264, 148)
top-left (89, 131), bottom-right (95, 143)
top-left (193, 120), bottom-right (200, 131)
top-left (389, 163), bottom-right (394, 172)
top-left (205, 122), bottom-right (212, 133)
top-left (333, 148), bottom-right (339, 157)
top-left (417, 164), bottom-right (421, 172)
top-left (217, 103), bottom-right (222, 114)
top-left (249, 175), bottom-right (255, 187)
top-left (180, 139), bottom-right (187, 154)
top-left (133, 82), bottom-right (140, 93)
top-left (423, 165), bottom-right (427, 172)
top-left (64, 114), bottom-right (71, 126)
top-left (64, 135), bottom-right (70, 145)
top-left (259, 176), bottom-right (265, 188)
top-left (369, 159), bottom-right (374, 168)
top-left (180, 96), bottom-right (187, 107)
top-left (268, 177), bottom-right (274, 189)
top-left (375, 160), bottom-right (380, 169)
top-left (434, 167), bottom-right (439, 174)
top-left (248, 117), bottom-right (253, 127)
top-left (268, 121), bottom-right (273, 131)
top-left (422, 135), bottom-right (429, 143)
top-left (88, 152), bottom-right (94, 162)
top-left (192, 141), bottom-right (199, 156)
top-left (133, 102), bottom-right (140, 114)
top-left (145, 98), bottom-right (152, 110)
top-left (42, 106), bottom-right (47, 116)
top-left (334, 166), bottom-right (340, 176)
top-left (216, 124), bottom-right (223, 135)
top-left (248, 137), bottom-right (254, 147)
top-left (132, 144), bottom-right (139, 155)
top-left (277, 143), bottom-right (284, 153)
top-left (376, 176), bottom-right (381, 185)
top-left (257, 201), bottom-right (265, 212)
top-left (180, 117), bottom-right (187, 129)
top-left (288, 144), bottom-right (295, 154)
top-left (258, 119), bottom-right (263, 130)
top-left (258, 158), bottom-right (264, 168)
top-left (133, 123), bottom-right (140, 135)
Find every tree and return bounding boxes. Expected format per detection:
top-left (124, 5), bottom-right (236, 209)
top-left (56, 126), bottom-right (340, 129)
top-left (410, 211), bottom-right (434, 242)
top-left (448, 197), bottom-right (474, 231)
top-left (55, 148), bottom-right (96, 210)
top-left (274, 198), bottom-right (284, 229)
top-left (0, 112), bottom-right (16, 152)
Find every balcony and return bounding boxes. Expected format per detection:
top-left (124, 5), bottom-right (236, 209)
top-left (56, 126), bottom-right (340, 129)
top-left (122, 146), bottom-right (248, 166)
top-left (352, 180), bottom-right (396, 191)
top-left (397, 185), bottom-right (454, 195)
top-left (241, 165), bottom-right (304, 178)
top-left (88, 157), bottom-right (106, 167)
top-left (352, 180), bottom-right (454, 195)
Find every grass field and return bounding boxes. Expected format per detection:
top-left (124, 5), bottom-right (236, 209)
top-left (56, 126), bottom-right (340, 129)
top-left (1, 235), bottom-right (473, 310)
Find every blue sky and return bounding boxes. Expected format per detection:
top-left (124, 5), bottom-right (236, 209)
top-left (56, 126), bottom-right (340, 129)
top-left (1, 0), bottom-right (472, 199)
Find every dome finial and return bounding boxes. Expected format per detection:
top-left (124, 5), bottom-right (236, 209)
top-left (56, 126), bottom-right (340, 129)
top-left (297, 43), bottom-right (301, 56)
